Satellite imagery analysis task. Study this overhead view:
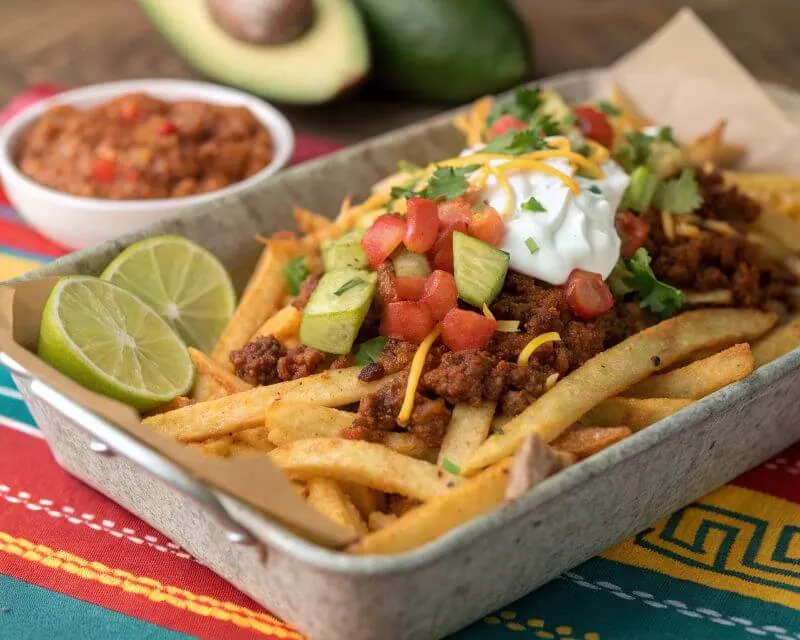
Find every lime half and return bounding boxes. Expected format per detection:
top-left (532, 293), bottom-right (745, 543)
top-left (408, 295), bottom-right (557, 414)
top-left (38, 276), bottom-right (195, 411)
top-left (100, 235), bottom-right (236, 352)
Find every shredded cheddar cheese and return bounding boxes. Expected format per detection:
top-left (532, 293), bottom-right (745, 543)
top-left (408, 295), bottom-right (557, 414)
top-left (496, 159), bottom-right (581, 195)
top-left (488, 166), bottom-right (515, 215)
top-left (397, 327), bottom-right (442, 426)
top-left (517, 332), bottom-right (562, 366)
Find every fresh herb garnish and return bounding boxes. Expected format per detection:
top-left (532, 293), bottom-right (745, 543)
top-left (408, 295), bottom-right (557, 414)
top-left (487, 87), bottom-right (543, 127)
top-left (392, 164), bottom-right (481, 201)
top-left (390, 184), bottom-right (416, 200)
top-left (615, 131), bottom-right (653, 172)
top-left (483, 128), bottom-right (549, 155)
top-left (283, 256), bottom-right (310, 296)
top-left (596, 100), bottom-right (622, 116)
top-left (524, 237), bottom-right (539, 254)
top-left (442, 458), bottom-right (461, 475)
top-left (653, 168), bottom-right (703, 214)
top-left (609, 248), bottom-right (684, 318)
top-left (334, 277), bottom-right (365, 296)
top-left (562, 112), bottom-right (579, 127)
top-left (657, 126), bottom-right (677, 145)
top-left (521, 196), bottom-right (546, 212)
top-left (354, 336), bottom-right (388, 365)
top-left (588, 185), bottom-right (602, 195)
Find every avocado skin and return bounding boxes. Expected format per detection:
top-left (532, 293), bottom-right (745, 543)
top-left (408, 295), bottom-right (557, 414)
top-left (354, 0), bottom-right (532, 103)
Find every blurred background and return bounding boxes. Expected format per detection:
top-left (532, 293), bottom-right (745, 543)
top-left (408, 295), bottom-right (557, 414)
top-left (1, 0), bottom-right (799, 143)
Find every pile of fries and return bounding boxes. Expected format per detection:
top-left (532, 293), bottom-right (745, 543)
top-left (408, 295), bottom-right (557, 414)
top-left (142, 86), bottom-right (800, 555)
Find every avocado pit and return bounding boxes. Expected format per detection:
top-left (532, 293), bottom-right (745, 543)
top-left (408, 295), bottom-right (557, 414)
top-left (206, 0), bottom-right (313, 45)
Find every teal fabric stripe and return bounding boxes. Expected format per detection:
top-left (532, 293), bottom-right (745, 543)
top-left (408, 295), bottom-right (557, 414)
top-left (0, 364), bottom-right (16, 390)
top-left (0, 574), bottom-right (193, 640)
top-left (454, 557), bottom-right (798, 639)
top-left (0, 364), bottom-right (36, 426)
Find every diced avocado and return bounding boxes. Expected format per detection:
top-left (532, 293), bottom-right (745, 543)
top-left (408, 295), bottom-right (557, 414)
top-left (353, 0), bottom-right (531, 102)
top-left (139, 0), bottom-right (370, 104)
top-left (392, 250), bottom-right (431, 278)
top-left (322, 230), bottom-right (369, 271)
top-left (621, 166), bottom-right (660, 213)
top-left (300, 268), bottom-right (376, 354)
top-left (646, 139), bottom-right (688, 179)
top-left (452, 232), bottom-right (509, 308)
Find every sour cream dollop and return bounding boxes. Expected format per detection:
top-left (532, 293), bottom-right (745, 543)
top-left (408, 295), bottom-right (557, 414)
top-left (466, 149), bottom-right (630, 286)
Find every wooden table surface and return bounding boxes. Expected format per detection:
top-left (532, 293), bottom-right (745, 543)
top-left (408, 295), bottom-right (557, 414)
top-left (2, 0), bottom-right (799, 143)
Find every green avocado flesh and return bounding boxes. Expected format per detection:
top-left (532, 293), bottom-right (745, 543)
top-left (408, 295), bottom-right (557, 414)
top-left (353, 0), bottom-right (531, 102)
top-left (139, 0), bottom-right (371, 104)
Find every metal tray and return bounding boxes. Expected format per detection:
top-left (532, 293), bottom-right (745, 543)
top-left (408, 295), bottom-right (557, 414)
top-left (7, 69), bottom-right (800, 640)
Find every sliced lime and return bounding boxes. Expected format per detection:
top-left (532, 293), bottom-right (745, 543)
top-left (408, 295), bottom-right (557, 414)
top-left (38, 276), bottom-right (194, 411)
top-left (100, 235), bottom-right (236, 352)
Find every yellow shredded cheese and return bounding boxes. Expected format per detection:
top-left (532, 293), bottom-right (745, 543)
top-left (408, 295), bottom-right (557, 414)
top-left (482, 304), bottom-right (496, 320)
top-left (397, 327), bottom-right (442, 426)
top-left (488, 166), bottom-right (515, 215)
top-left (545, 372), bottom-right (560, 390)
top-left (496, 320), bottom-right (520, 333)
top-left (526, 150), bottom-right (605, 179)
top-left (496, 160), bottom-right (581, 195)
top-left (517, 332), bottom-right (562, 366)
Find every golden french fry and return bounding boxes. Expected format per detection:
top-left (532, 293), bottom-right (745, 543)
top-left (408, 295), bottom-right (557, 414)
top-left (290, 480), bottom-right (308, 499)
top-left (725, 172), bottom-right (800, 224)
top-left (233, 426), bottom-right (274, 452)
top-left (383, 433), bottom-right (438, 461)
top-left (143, 368), bottom-right (401, 441)
top-left (682, 290), bottom-right (733, 306)
top-left (367, 511), bottom-right (397, 531)
top-left (752, 206), bottom-right (800, 254)
top-left (463, 309), bottom-right (777, 474)
top-left (265, 401), bottom-right (354, 444)
top-left (437, 402), bottom-right (495, 471)
top-left (189, 348), bottom-right (252, 396)
top-left (189, 435), bottom-right (233, 457)
top-left (211, 237), bottom-right (298, 363)
top-left (252, 305), bottom-right (303, 343)
top-left (146, 395), bottom-right (195, 417)
top-left (269, 438), bottom-right (460, 501)
top-left (686, 119), bottom-right (724, 167)
top-left (582, 397), bottom-right (692, 431)
top-left (552, 426), bottom-right (632, 460)
top-left (752, 319), bottom-right (800, 368)
top-left (307, 478), bottom-right (368, 536)
top-left (192, 374), bottom-right (226, 402)
top-left (345, 483), bottom-right (382, 519)
top-left (293, 206), bottom-right (333, 234)
top-left (609, 83), bottom-right (652, 130)
top-left (624, 344), bottom-right (753, 400)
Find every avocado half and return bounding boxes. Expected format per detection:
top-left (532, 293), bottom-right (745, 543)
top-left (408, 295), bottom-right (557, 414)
top-left (140, 0), bottom-right (371, 104)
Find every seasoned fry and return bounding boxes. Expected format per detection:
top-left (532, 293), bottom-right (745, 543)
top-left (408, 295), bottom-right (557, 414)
top-left (269, 438), bottom-right (460, 501)
top-left (293, 206), bottom-right (333, 234)
top-left (233, 426), bottom-right (275, 452)
top-left (751, 205), bottom-right (800, 253)
top-left (367, 511), bottom-right (397, 532)
top-left (189, 348), bottom-right (252, 395)
top-left (624, 343), bottom-right (754, 399)
top-left (252, 305), bottom-right (303, 343)
top-left (188, 435), bottom-right (233, 457)
top-left (145, 395), bottom-right (195, 417)
top-left (463, 309), bottom-right (777, 474)
top-left (683, 290), bottom-right (733, 306)
top-left (752, 319), bottom-right (800, 367)
top-left (609, 83), bottom-right (652, 130)
top-left (265, 402), bottom-right (354, 444)
top-left (582, 397), bottom-right (692, 431)
top-left (551, 426), bottom-right (632, 460)
top-left (211, 237), bottom-right (298, 363)
top-left (143, 368), bottom-right (401, 441)
top-left (725, 171), bottom-right (800, 224)
top-left (306, 478), bottom-right (368, 535)
top-left (345, 484), bottom-right (382, 519)
top-left (437, 402), bottom-right (495, 471)
top-left (192, 374), bottom-right (227, 402)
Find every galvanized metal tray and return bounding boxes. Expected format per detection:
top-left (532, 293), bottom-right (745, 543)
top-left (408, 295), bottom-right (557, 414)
top-left (7, 69), bottom-right (800, 640)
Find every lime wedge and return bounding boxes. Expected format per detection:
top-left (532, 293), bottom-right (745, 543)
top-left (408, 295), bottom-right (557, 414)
top-left (38, 276), bottom-right (195, 411)
top-left (100, 235), bottom-right (236, 352)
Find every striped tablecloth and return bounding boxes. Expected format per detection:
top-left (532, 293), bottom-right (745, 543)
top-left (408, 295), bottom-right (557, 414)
top-left (1, 133), bottom-right (799, 640)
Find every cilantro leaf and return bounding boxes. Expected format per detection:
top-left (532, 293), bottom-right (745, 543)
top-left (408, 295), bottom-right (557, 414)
top-left (615, 132), bottom-right (653, 172)
top-left (483, 128), bottom-right (548, 155)
top-left (423, 164), bottom-right (481, 200)
top-left (597, 100), bottom-right (621, 116)
top-left (354, 336), bottom-right (387, 365)
top-left (653, 168), bottom-right (703, 214)
top-left (390, 184), bottom-right (416, 200)
top-left (283, 257), bottom-right (310, 296)
top-left (657, 126), bottom-right (677, 145)
top-left (532, 113), bottom-right (561, 137)
top-left (487, 87), bottom-right (543, 126)
top-left (607, 259), bottom-right (635, 297)
top-left (334, 277), bottom-right (365, 296)
top-left (624, 248), bottom-right (684, 317)
top-left (521, 196), bottom-right (545, 212)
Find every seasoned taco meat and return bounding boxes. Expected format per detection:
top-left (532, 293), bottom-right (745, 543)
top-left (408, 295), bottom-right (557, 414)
top-left (291, 271), bottom-right (323, 310)
top-left (277, 345), bottom-right (325, 381)
top-left (230, 335), bottom-right (284, 386)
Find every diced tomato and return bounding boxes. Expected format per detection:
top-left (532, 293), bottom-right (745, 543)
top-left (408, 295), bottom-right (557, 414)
top-left (119, 99), bottom-right (140, 123)
top-left (489, 114), bottom-right (528, 138)
top-left (159, 119), bottom-right (178, 136)
top-left (437, 195), bottom-right (473, 226)
top-left (573, 106), bottom-right (614, 149)
top-left (468, 206), bottom-right (505, 246)
top-left (427, 220), bottom-right (467, 272)
top-left (395, 275), bottom-right (427, 301)
top-left (565, 269), bottom-right (614, 320)
top-left (419, 270), bottom-right (458, 320)
top-left (362, 214), bottom-right (407, 267)
top-left (403, 197), bottom-right (439, 253)
top-left (440, 309), bottom-right (497, 351)
top-left (90, 157), bottom-right (117, 183)
top-left (381, 301), bottom-right (436, 344)
top-left (615, 211), bottom-right (650, 258)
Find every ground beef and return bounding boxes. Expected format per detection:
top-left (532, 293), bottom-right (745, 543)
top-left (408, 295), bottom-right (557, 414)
top-left (277, 345), bottom-right (324, 381)
top-left (695, 170), bottom-right (760, 231)
top-left (330, 354), bottom-right (354, 369)
top-left (602, 301), bottom-right (653, 347)
top-left (292, 271), bottom-right (322, 309)
top-left (422, 350), bottom-right (505, 405)
top-left (358, 361), bottom-right (385, 382)
top-left (376, 339), bottom-right (417, 373)
top-left (230, 335), bottom-right (284, 386)
top-left (376, 262), bottom-right (397, 303)
top-left (409, 397), bottom-right (451, 447)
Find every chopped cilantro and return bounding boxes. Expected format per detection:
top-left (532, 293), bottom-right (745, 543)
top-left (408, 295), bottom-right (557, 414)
top-left (397, 160), bottom-right (422, 173)
top-left (615, 131), bottom-right (653, 172)
top-left (483, 128), bottom-right (548, 155)
top-left (354, 336), bottom-right (387, 365)
top-left (657, 126), bottom-right (677, 145)
top-left (390, 184), bottom-right (416, 200)
top-left (610, 248), bottom-right (684, 318)
top-left (393, 164), bottom-right (480, 201)
top-left (561, 112), bottom-right (579, 126)
top-left (334, 277), bottom-right (365, 296)
top-left (283, 257), bottom-right (310, 296)
top-left (653, 168), bottom-right (703, 214)
top-left (521, 196), bottom-right (546, 212)
top-left (524, 237), bottom-right (539, 254)
top-left (532, 113), bottom-right (562, 137)
top-left (442, 458), bottom-right (461, 475)
top-left (588, 185), bottom-right (602, 195)
top-left (597, 100), bottom-right (622, 116)
top-left (487, 87), bottom-right (543, 126)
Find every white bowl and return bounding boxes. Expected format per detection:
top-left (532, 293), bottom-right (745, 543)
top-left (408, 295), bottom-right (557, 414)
top-left (0, 79), bottom-right (294, 249)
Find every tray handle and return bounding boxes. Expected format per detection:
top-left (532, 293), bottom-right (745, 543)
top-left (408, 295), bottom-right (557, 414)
top-left (1, 352), bottom-right (256, 546)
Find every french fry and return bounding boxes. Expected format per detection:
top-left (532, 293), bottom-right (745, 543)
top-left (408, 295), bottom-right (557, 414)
top-left (252, 305), bottom-right (303, 343)
top-left (142, 368), bottom-right (401, 441)
top-left (752, 319), bottom-right (800, 367)
top-left (293, 206), bottom-right (333, 234)
top-left (367, 511), bottom-right (397, 531)
top-left (582, 397), bottom-right (692, 431)
top-left (551, 426), bottom-right (632, 460)
top-left (192, 374), bottom-right (226, 402)
top-left (345, 483), bottom-right (382, 519)
top-left (463, 309), bottom-right (777, 474)
top-left (146, 395), bottom-right (195, 416)
top-left (265, 401), bottom-right (355, 444)
top-left (609, 83), bottom-right (652, 130)
top-left (751, 205), bottom-right (800, 254)
top-left (725, 171), bottom-right (800, 224)
top-left (682, 290), bottom-right (733, 306)
top-left (211, 237), bottom-right (298, 363)
top-left (624, 343), bottom-right (754, 399)
top-left (383, 433), bottom-right (438, 461)
top-left (189, 348), bottom-right (252, 395)
top-left (306, 478), bottom-right (368, 536)
top-left (437, 402), bottom-right (495, 471)
top-left (233, 426), bottom-right (274, 452)
top-left (269, 438), bottom-right (460, 501)
top-left (188, 435), bottom-right (233, 457)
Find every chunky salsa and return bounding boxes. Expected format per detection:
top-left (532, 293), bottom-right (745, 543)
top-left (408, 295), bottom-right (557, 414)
top-left (15, 93), bottom-right (274, 199)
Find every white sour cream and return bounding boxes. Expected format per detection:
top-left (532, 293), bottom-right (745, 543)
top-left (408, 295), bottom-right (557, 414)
top-left (467, 149), bottom-right (630, 285)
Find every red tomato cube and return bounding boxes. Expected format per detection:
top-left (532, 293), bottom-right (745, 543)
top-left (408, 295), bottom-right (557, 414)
top-left (395, 275), bottom-right (427, 301)
top-left (361, 214), bottom-right (407, 267)
top-left (467, 205), bottom-right (505, 246)
top-left (381, 301), bottom-right (437, 344)
top-left (441, 309), bottom-right (497, 351)
top-left (403, 197), bottom-right (439, 253)
top-left (420, 270), bottom-right (458, 320)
